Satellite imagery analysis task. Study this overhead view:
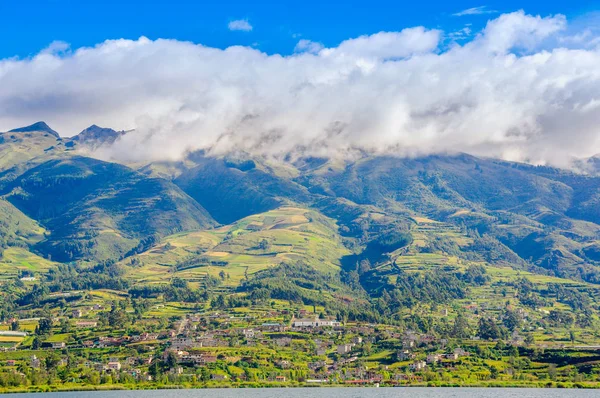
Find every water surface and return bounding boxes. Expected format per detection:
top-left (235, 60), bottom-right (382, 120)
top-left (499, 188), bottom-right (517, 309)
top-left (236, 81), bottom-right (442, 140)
top-left (8, 388), bottom-right (600, 398)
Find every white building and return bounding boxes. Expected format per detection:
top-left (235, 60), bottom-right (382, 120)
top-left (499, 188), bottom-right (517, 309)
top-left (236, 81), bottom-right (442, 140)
top-left (293, 318), bottom-right (341, 328)
top-left (337, 344), bottom-right (354, 354)
top-left (107, 361), bottom-right (122, 371)
top-left (409, 361), bottom-right (427, 371)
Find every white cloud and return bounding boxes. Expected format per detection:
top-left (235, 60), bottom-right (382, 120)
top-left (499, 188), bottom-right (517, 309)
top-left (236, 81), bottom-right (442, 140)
top-left (321, 28), bottom-right (441, 59)
top-left (228, 19), bottom-right (253, 32)
top-left (41, 40), bottom-right (71, 55)
top-left (448, 26), bottom-right (472, 41)
top-left (453, 6), bottom-right (497, 17)
top-left (476, 10), bottom-right (566, 53)
top-left (294, 39), bottom-right (324, 54)
top-left (1, 11), bottom-right (600, 168)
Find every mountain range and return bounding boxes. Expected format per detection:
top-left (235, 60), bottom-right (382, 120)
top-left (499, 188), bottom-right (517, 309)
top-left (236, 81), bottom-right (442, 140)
top-left (2, 121), bottom-right (600, 296)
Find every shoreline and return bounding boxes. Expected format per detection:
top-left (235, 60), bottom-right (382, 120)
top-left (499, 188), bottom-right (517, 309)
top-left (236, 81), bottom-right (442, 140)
top-left (3, 381), bottom-right (600, 394)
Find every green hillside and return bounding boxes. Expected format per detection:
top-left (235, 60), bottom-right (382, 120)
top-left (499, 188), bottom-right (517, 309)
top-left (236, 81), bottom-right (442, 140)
top-left (0, 156), bottom-right (215, 262)
top-left (122, 206), bottom-right (350, 289)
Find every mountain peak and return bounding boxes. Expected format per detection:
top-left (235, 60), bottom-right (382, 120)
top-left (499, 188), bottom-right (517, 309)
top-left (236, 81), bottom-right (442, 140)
top-left (8, 121), bottom-right (59, 138)
top-left (77, 124), bottom-right (116, 135)
top-left (71, 124), bottom-right (125, 147)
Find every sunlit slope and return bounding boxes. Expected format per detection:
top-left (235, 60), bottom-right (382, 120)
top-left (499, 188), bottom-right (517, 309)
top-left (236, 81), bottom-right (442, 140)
top-left (1, 156), bottom-right (216, 262)
top-left (0, 198), bottom-right (60, 280)
top-left (122, 206), bottom-right (350, 286)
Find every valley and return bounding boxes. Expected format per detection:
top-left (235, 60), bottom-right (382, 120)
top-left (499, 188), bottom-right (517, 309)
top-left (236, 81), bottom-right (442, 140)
top-left (2, 123), bottom-right (600, 391)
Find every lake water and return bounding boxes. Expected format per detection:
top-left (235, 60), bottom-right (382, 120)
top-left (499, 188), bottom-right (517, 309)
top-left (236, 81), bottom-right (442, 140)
top-left (7, 388), bottom-right (600, 398)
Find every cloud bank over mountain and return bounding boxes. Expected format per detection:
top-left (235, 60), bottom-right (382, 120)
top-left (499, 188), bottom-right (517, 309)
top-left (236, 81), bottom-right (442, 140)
top-left (1, 11), bottom-right (600, 166)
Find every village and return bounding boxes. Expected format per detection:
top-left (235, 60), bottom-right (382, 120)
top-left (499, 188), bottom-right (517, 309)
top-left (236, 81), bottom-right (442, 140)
top-left (2, 300), bottom-right (560, 391)
top-left (0, 300), bottom-right (496, 385)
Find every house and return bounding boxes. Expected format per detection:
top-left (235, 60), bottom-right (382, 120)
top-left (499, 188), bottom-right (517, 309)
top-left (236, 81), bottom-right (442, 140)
top-left (5, 360), bottom-right (16, 366)
top-left (426, 354), bottom-right (441, 364)
top-left (352, 336), bottom-right (363, 344)
top-left (240, 328), bottom-right (256, 339)
top-left (511, 330), bottom-right (525, 345)
top-left (276, 360), bottom-right (291, 369)
top-left (274, 337), bottom-right (292, 347)
top-left (420, 335), bottom-right (436, 344)
top-left (454, 347), bottom-right (470, 357)
top-left (198, 355), bottom-right (217, 364)
top-left (397, 350), bottom-right (415, 361)
top-left (260, 323), bottom-right (285, 332)
top-left (97, 337), bottom-right (124, 348)
top-left (409, 361), bottom-right (427, 371)
top-left (0, 331), bottom-right (28, 337)
top-left (31, 355), bottom-right (41, 368)
top-left (337, 344), bottom-right (354, 354)
top-left (72, 309), bottom-right (83, 318)
top-left (51, 342), bottom-right (66, 349)
top-left (211, 374), bottom-right (228, 381)
top-left (76, 321), bottom-right (98, 328)
top-left (275, 375), bottom-right (286, 382)
top-left (292, 318), bottom-right (341, 328)
top-left (170, 337), bottom-right (196, 350)
top-left (308, 360), bottom-right (327, 370)
top-left (107, 361), bottom-right (122, 371)
top-left (132, 332), bottom-right (159, 342)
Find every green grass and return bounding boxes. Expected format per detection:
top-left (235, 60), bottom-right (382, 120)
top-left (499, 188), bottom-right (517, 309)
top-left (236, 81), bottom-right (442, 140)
top-left (123, 206), bottom-right (350, 287)
top-left (0, 247), bottom-right (58, 280)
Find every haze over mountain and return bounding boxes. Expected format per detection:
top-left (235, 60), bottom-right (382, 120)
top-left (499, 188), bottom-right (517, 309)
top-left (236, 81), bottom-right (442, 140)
top-left (3, 120), bottom-right (600, 288)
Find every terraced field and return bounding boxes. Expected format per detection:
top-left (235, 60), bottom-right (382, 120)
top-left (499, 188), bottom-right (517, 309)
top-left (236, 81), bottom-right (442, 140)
top-left (122, 206), bottom-right (350, 287)
top-left (0, 247), bottom-right (58, 281)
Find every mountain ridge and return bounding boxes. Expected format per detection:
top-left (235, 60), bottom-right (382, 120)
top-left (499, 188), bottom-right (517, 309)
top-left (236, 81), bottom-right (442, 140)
top-left (8, 121), bottom-right (59, 138)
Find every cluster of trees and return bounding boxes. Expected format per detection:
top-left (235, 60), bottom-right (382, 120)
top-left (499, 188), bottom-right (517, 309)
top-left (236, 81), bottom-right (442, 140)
top-left (366, 265), bottom-right (490, 315)
top-left (240, 262), bottom-right (346, 306)
top-left (46, 262), bottom-right (128, 293)
top-left (129, 275), bottom-right (223, 303)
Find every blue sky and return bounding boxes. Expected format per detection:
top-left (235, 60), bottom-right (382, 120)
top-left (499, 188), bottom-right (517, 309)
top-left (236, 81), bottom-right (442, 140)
top-left (1, 2), bottom-right (600, 167)
top-left (1, 0), bottom-right (599, 58)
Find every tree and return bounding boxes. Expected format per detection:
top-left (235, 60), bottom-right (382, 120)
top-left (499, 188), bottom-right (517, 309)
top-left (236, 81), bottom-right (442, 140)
top-left (149, 361), bottom-right (161, 378)
top-left (490, 365), bottom-right (499, 379)
top-left (171, 277), bottom-right (188, 289)
top-left (524, 334), bottom-right (535, 346)
top-left (10, 320), bottom-right (19, 331)
top-left (211, 294), bottom-right (227, 309)
top-left (502, 309), bottom-right (521, 332)
top-left (107, 305), bottom-right (129, 329)
top-left (258, 239), bottom-right (270, 251)
top-left (358, 259), bottom-right (372, 275)
top-left (452, 314), bottom-right (471, 338)
top-left (478, 318), bottom-right (502, 340)
top-left (547, 310), bottom-right (574, 327)
top-left (36, 318), bottom-right (52, 335)
top-left (165, 351), bottom-right (178, 369)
